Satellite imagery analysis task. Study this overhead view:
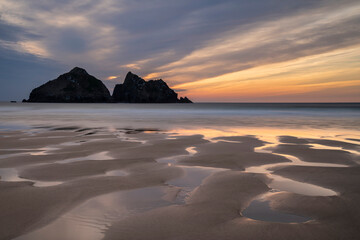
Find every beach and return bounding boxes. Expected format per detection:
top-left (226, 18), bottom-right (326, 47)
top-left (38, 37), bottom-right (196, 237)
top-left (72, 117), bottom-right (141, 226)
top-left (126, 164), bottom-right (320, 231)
top-left (0, 103), bottom-right (359, 240)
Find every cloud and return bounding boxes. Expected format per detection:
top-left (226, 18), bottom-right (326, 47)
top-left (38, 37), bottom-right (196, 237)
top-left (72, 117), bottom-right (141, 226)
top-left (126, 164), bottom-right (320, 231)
top-left (172, 88), bottom-right (187, 93)
top-left (0, 0), bottom-right (359, 101)
top-left (0, 46), bottom-right (65, 101)
top-left (0, 19), bottom-right (38, 42)
top-left (150, 2), bottom-right (360, 83)
top-left (173, 46), bottom-right (360, 102)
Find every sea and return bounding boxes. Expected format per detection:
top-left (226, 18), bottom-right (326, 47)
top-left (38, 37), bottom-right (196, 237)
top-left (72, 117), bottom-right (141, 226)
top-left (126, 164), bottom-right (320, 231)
top-left (0, 103), bottom-right (359, 133)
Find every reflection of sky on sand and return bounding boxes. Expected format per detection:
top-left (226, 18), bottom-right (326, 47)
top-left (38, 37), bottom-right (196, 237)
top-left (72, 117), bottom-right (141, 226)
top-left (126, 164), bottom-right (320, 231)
top-left (168, 166), bottom-right (220, 189)
top-left (1, 120), bottom-right (359, 236)
top-left (239, 130), bottom-right (354, 221)
top-left (0, 140), bottom-right (97, 159)
top-left (0, 168), bottom-right (62, 187)
top-left (268, 175), bottom-right (337, 196)
top-left (157, 145), bottom-right (224, 203)
top-left (309, 144), bottom-right (360, 155)
top-left (168, 166), bottom-right (224, 204)
top-left (242, 193), bottom-right (311, 223)
top-left (14, 164), bottom-right (224, 240)
top-left (169, 127), bottom-right (359, 222)
top-left (0, 141), bottom-right (119, 187)
top-left (56, 151), bottom-right (113, 164)
top-left (15, 187), bottom-right (172, 240)
top-left (0, 147), bottom-right (58, 159)
top-left (157, 146), bottom-right (197, 164)
top-left (105, 169), bottom-right (127, 177)
top-left (171, 127), bottom-right (360, 144)
top-left (0, 168), bottom-right (25, 182)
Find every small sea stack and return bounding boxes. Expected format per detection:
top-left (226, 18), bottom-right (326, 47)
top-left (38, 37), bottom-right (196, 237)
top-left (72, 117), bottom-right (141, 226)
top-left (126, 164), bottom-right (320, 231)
top-left (112, 72), bottom-right (192, 103)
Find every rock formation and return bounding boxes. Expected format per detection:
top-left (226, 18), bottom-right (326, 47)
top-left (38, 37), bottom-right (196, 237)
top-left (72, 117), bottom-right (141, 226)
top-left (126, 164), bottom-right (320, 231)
top-left (24, 68), bottom-right (192, 103)
top-left (112, 72), bottom-right (192, 103)
top-left (178, 97), bottom-right (192, 103)
top-left (25, 67), bottom-right (111, 103)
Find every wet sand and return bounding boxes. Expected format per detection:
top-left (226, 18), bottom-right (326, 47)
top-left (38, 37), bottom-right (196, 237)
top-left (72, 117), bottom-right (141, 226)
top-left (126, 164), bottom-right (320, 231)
top-left (0, 127), bottom-right (359, 240)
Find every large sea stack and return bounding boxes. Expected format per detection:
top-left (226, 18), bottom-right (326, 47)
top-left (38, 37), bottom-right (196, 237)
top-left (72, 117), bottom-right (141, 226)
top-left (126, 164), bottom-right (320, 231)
top-left (25, 67), bottom-right (111, 103)
top-left (112, 72), bottom-right (192, 103)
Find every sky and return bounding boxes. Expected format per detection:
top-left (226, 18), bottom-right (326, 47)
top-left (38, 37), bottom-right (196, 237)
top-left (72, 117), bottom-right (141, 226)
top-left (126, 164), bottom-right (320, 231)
top-left (0, 0), bottom-right (359, 102)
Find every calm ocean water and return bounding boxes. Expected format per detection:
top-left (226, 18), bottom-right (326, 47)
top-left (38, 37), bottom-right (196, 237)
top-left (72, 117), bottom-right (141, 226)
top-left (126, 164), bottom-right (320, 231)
top-left (0, 102), bottom-right (359, 131)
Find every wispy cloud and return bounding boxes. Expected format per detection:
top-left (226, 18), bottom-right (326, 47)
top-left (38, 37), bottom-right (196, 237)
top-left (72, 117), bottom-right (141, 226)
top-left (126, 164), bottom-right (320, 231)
top-left (174, 46), bottom-right (360, 101)
top-left (0, 0), bottom-right (359, 101)
top-left (150, 2), bottom-right (360, 83)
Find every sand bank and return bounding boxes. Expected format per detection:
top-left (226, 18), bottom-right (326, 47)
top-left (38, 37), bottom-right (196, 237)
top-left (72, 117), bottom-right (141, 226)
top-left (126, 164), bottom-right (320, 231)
top-left (0, 126), bottom-right (359, 240)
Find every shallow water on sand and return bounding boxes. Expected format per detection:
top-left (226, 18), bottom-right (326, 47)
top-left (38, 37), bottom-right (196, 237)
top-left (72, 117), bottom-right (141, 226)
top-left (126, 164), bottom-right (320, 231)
top-left (57, 151), bottom-right (113, 164)
top-left (245, 141), bottom-right (344, 197)
top-left (1, 103), bottom-right (359, 238)
top-left (13, 149), bottom-right (224, 240)
top-left (14, 186), bottom-right (173, 240)
top-left (241, 136), bottom-right (349, 221)
top-left (0, 168), bottom-right (63, 187)
top-left (241, 194), bottom-right (311, 223)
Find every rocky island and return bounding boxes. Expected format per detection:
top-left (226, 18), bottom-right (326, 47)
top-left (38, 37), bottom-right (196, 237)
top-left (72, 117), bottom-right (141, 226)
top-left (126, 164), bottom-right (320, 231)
top-left (25, 67), bottom-right (112, 103)
top-left (24, 67), bottom-right (192, 103)
top-left (113, 72), bottom-right (192, 103)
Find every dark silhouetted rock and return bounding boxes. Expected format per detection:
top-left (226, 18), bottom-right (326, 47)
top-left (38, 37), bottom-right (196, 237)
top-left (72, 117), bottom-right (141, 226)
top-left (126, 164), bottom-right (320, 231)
top-left (112, 72), bottom-right (192, 103)
top-left (178, 97), bottom-right (192, 103)
top-left (26, 67), bottom-right (111, 103)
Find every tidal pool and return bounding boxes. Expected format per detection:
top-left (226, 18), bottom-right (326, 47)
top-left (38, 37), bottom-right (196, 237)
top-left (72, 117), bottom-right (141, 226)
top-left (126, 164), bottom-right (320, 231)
top-left (242, 198), bottom-right (311, 223)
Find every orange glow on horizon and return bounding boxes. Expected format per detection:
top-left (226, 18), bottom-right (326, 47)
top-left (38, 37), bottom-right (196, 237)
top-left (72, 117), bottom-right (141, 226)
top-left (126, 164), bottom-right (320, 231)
top-left (106, 76), bottom-right (118, 80)
top-left (170, 46), bottom-right (360, 102)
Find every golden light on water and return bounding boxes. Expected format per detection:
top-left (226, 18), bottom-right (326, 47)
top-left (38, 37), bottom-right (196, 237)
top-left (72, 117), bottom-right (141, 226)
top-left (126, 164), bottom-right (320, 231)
top-left (170, 127), bottom-right (360, 144)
